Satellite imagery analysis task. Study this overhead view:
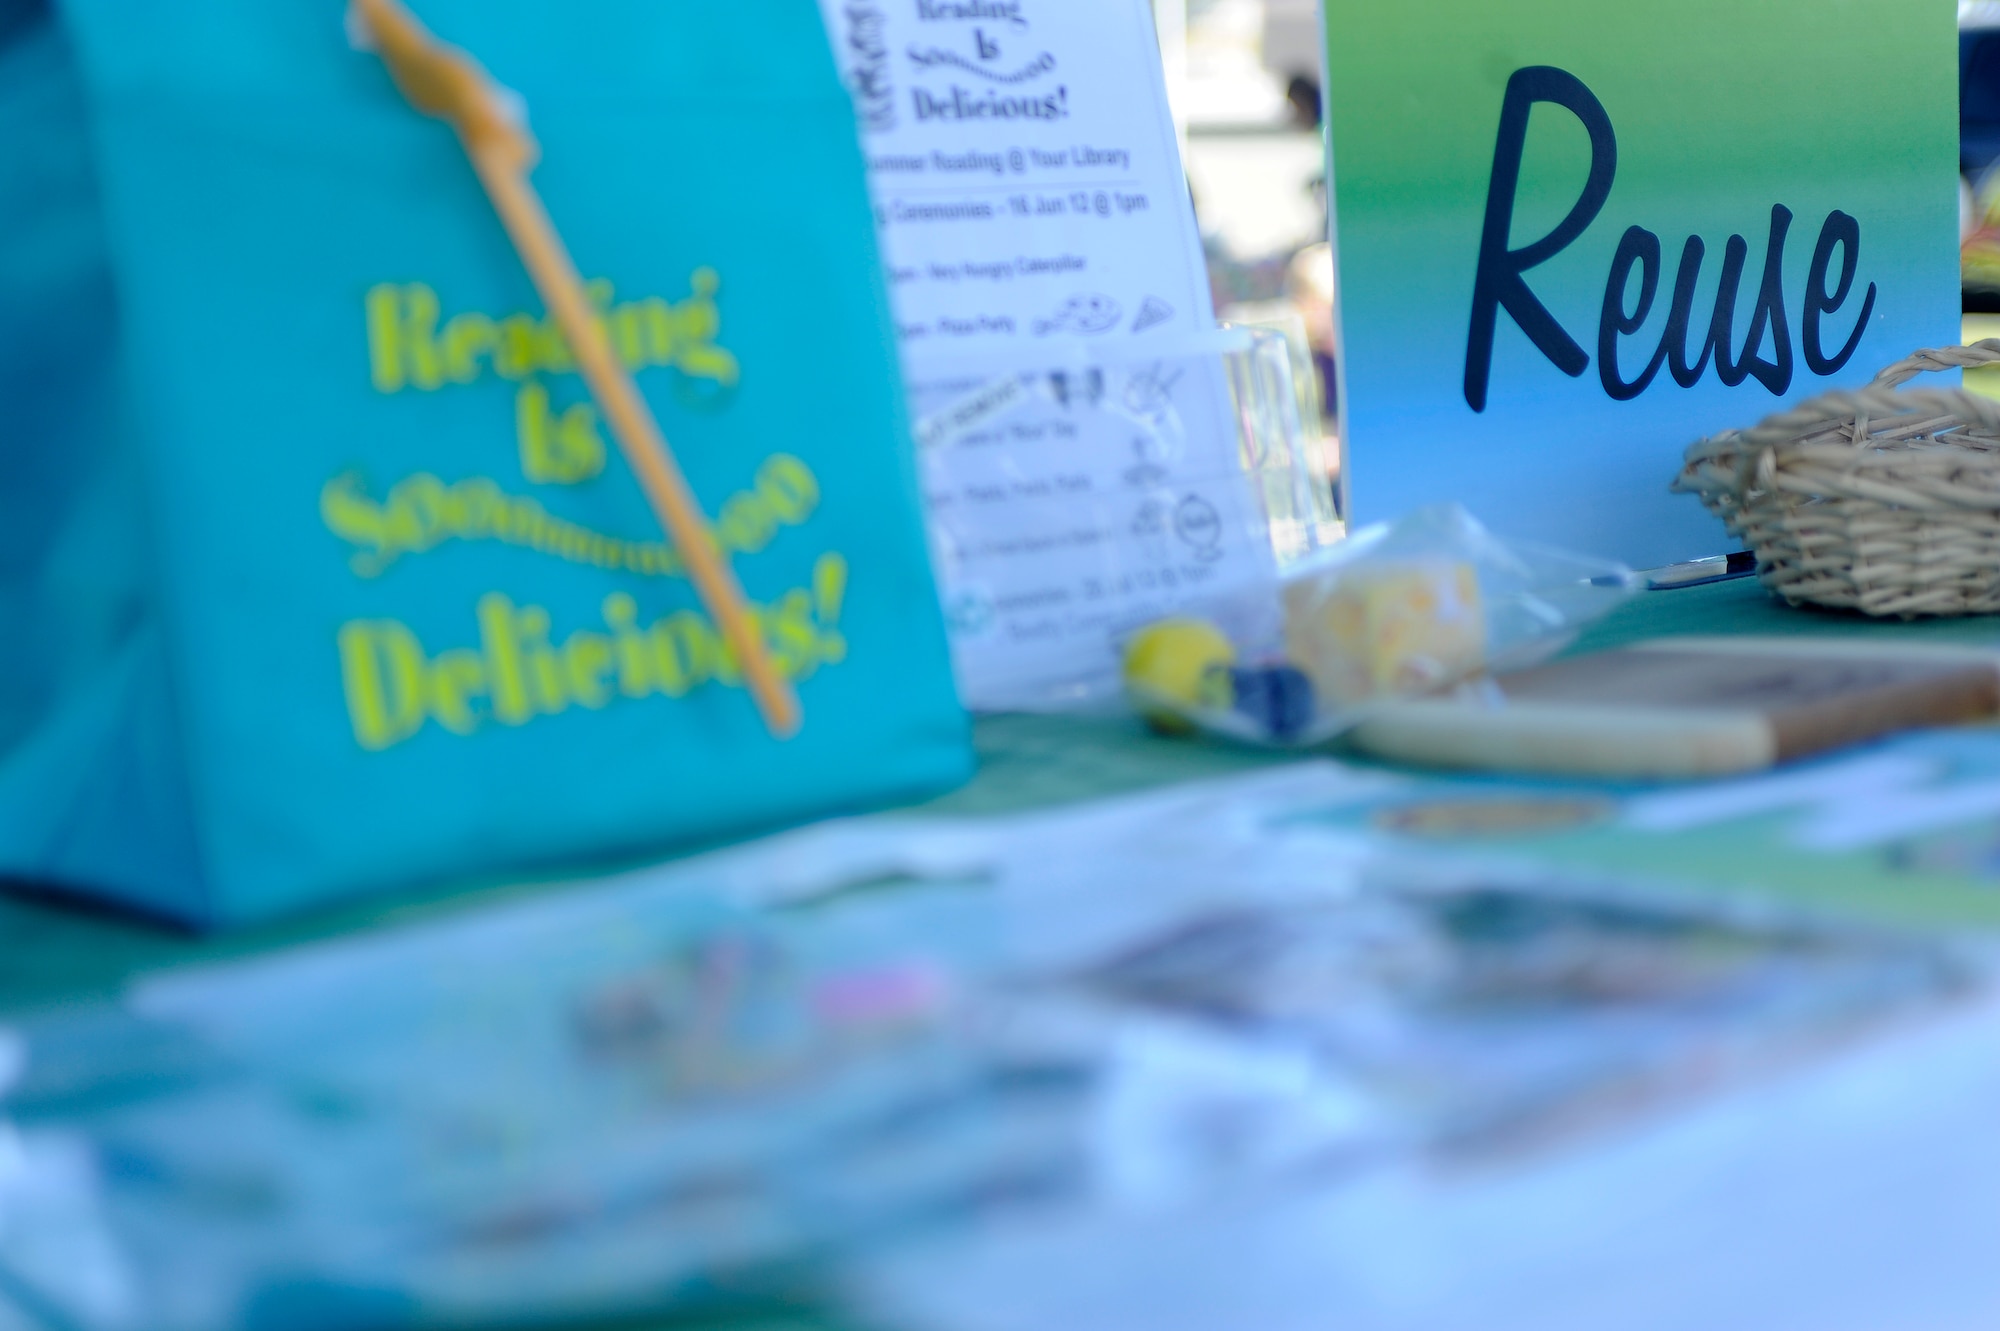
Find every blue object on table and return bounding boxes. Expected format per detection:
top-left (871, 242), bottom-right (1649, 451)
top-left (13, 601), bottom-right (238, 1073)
top-left (0, 0), bottom-right (970, 928)
top-left (1226, 665), bottom-right (1316, 742)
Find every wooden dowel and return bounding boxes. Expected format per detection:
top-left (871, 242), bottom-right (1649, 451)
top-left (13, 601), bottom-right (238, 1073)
top-left (471, 153), bottom-right (801, 737)
top-left (352, 0), bottom-right (801, 739)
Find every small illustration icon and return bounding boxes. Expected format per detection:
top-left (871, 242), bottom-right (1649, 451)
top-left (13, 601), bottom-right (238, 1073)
top-left (1123, 428), bottom-right (1173, 488)
top-left (1034, 293), bottom-right (1123, 335)
top-left (1132, 499), bottom-right (1172, 562)
top-left (1125, 455), bottom-right (1166, 489)
top-left (1047, 368), bottom-right (1105, 408)
top-left (842, 3), bottom-right (895, 132)
top-left (1130, 295), bottom-right (1174, 334)
top-left (944, 588), bottom-right (997, 638)
top-left (904, 39), bottom-right (1056, 83)
top-left (1173, 493), bottom-right (1223, 561)
top-left (1123, 361), bottom-right (1183, 420)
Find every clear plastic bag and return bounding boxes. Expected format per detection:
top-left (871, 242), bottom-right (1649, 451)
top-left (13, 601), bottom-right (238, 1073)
top-left (1122, 503), bottom-right (1638, 746)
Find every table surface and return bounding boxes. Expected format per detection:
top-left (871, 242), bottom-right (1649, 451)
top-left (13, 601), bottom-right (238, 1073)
top-left (8, 574), bottom-right (2000, 1331)
top-left (9, 574), bottom-right (2000, 1014)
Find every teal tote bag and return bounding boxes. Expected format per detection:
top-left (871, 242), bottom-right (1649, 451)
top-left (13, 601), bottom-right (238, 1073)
top-left (0, 0), bottom-right (970, 928)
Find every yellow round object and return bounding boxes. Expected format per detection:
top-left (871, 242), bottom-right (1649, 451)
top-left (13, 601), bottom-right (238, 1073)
top-left (1123, 618), bottom-right (1236, 732)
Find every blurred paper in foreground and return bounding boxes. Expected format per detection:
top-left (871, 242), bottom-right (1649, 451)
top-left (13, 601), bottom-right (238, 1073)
top-left (0, 768), bottom-right (1975, 1328)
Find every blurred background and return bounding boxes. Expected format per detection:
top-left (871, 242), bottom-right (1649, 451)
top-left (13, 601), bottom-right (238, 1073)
top-left (1150, 0), bottom-right (1339, 493)
top-left (1960, 0), bottom-right (2000, 381)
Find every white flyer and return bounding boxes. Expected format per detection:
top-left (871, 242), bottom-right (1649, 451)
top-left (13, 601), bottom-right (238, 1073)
top-left (820, 0), bottom-right (1279, 708)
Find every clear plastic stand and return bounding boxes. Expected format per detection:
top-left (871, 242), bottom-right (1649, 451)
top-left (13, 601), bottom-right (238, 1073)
top-left (1218, 322), bottom-right (1342, 566)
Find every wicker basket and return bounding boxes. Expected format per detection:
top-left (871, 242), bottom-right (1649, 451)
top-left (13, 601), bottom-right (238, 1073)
top-left (1673, 341), bottom-right (2000, 618)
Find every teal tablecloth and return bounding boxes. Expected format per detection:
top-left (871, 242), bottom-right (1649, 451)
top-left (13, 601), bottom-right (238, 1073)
top-left (10, 575), bottom-right (2000, 1013)
top-left (0, 710), bottom-right (1283, 1012)
top-left (1569, 574), bottom-right (2000, 653)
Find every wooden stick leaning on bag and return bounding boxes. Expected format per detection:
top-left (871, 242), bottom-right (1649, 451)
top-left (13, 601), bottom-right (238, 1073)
top-left (349, 0), bottom-right (803, 738)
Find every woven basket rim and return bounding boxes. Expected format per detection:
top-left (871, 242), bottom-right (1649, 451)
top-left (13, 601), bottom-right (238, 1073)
top-left (1677, 341), bottom-right (2000, 462)
top-left (1671, 342), bottom-right (2000, 617)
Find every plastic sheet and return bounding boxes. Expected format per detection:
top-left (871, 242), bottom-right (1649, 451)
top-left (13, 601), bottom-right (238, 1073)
top-left (1124, 504), bottom-right (1638, 745)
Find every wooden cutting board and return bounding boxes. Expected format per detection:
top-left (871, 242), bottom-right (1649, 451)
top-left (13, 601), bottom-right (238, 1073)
top-left (1348, 637), bottom-right (2000, 778)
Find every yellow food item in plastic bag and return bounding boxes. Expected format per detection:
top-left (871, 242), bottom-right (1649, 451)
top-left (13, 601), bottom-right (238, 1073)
top-left (1283, 561), bottom-right (1485, 706)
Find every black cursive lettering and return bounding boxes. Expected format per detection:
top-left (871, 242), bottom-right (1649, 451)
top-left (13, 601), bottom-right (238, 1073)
top-left (1803, 209), bottom-right (1877, 377)
top-left (1732, 204), bottom-right (1795, 394)
top-left (1468, 66), bottom-right (1876, 410)
top-left (1598, 226), bottom-right (1666, 401)
top-left (1463, 66), bottom-right (1619, 413)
